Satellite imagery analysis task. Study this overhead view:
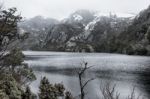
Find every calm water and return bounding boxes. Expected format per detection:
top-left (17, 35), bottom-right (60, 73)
top-left (24, 51), bottom-right (150, 99)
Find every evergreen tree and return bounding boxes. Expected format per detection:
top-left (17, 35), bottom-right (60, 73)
top-left (22, 86), bottom-right (37, 99)
top-left (0, 5), bottom-right (36, 99)
top-left (39, 77), bottom-right (57, 99)
top-left (39, 77), bottom-right (66, 99)
top-left (0, 7), bottom-right (22, 51)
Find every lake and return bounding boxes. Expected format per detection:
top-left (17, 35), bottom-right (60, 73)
top-left (24, 51), bottom-right (150, 99)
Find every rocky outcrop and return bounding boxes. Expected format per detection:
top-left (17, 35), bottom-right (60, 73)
top-left (44, 11), bottom-right (131, 52)
top-left (117, 6), bottom-right (150, 55)
top-left (18, 6), bottom-right (150, 55)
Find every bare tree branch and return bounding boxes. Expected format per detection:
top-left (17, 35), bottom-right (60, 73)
top-left (77, 62), bottom-right (95, 99)
top-left (82, 78), bottom-right (95, 90)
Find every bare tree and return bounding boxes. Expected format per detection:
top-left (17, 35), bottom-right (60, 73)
top-left (100, 83), bottom-right (145, 99)
top-left (76, 62), bottom-right (95, 99)
top-left (126, 87), bottom-right (144, 99)
top-left (100, 82), bottom-right (120, 99)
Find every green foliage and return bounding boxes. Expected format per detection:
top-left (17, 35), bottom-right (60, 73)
top-left (0, 6), bottom-right (36, 99)
top-left (0, 7), bottom-right (22, 50)
top-left (0, 74), bottom-right (23, 99)
top-left (39, 77), bottom-right (57, 99)
top-left (39, 77), bottom-right (66, 99)
top-left (0, 90), bottom-right (9, 99)
top-left (15, 63), bottom-right (36, 85)
top-left (3, 48), bottom-right (24, 67)
top-left (0, 48), bottom-right (36, 98)
top-left (65, 91), bottom-right (73, 99)
top-left (54, 83), bottom-right (65, 96)
top-left (0, 73), bottom-right (36, 99)
top-left (22, 86), bottom-right (37, 99)
top-left (0, 7), bottom-right (36, 84)
top-left (2, 48), bottom-right (36, 84)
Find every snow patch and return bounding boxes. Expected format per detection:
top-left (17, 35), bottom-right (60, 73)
top-left (73, 14), bottom-right (83, 21)
top-left (85, 17), bottom-right (100, 31)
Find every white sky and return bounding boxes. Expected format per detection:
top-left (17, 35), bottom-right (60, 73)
top-left (2, 0), bottom-right (150, 20)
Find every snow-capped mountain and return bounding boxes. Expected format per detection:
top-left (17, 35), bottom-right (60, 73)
top-left (17, 5), bottom-right (150, 55)
top-left (42, 10), bottom-right (132, 52)
top-left (18, 9), bottom-right (136, 53)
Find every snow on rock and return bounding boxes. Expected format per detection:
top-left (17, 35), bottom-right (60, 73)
top-left (83, 16), bottom-right (101, 38)
top-left (73, 14), bottom-right (83, 21)
top-left (85, 17), bottom-right (100, 31)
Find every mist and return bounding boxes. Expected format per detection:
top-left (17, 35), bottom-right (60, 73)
top-left (3, 0), bottom-right (150, 19)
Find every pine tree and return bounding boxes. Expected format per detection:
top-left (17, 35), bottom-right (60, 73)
top-left (39, 77), bottom-right (66, 99)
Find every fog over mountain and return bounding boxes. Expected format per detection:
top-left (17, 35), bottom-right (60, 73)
top-left (2, 0), bottom-right (150, 55)
top-left (17, 6), bottom-right (150, 55)
top-left (3, 0), bottom-right (150, 20)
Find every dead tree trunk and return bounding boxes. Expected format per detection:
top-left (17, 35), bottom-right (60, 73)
top-left (77, 62), bottom-right (94, 99)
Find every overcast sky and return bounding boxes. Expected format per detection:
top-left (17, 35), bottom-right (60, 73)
top-left (2, 0), bottom-right (150, 20)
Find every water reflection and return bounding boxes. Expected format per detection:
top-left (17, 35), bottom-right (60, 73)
top-left (24, 51), bottom-right (150, 99)
top-left (137, 66), bottom-right (150, 98)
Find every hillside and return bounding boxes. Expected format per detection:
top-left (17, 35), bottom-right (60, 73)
top-left (117, 6), bottom-right (150, 55)
top-left (18, 6), bottom-right (150, 55)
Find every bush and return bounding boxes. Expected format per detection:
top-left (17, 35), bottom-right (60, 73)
top-left (2, 48), bottom-right (36, 85)
top-left (39, 77), bottom-right (73, 99)
top-left (39, 77), bottom-right (58, 99)
top-left (0, 74), bottom-right (23, 99)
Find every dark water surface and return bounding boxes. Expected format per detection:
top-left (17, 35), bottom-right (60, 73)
top-left (24, 51), bottom-right (150, 99)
